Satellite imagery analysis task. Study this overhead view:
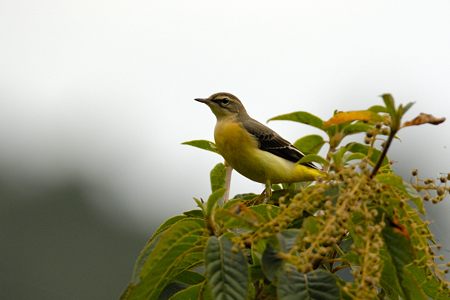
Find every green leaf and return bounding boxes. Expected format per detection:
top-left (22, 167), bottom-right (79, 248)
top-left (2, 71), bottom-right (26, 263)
top-left (376, 174), bottom-right (424, 213)
top-left (268, 111), bottom-right (324, 130)
top-left (376, 173), bottom-right (404, 190)
top-left (205, 236), bottom-right (249, 300)
top-left (131, 215), bottom-right (187, 282)
top-left (294, 134), bottom-right (325, 154)
top-left (332, 146), bottom-right (347, 169)
top-left (169, 282), bottom-right (204, 300)
top-left (230, 193), bottom-right (259, 201)
top-left (345, 142), bottom-right (389, 167)
top-left (344, 152), bottom-right (366, 163)
top-left (149, 215), bottom-right (187, 243)
top-left (159, 270), bottom-right (205, 299)
top-left (301, 216), bottom-right (322, 239)
top-left (193, 197), bottom-right (205, 213)
top-left (368, 105), bottom-right (388, 113)
top-left (342, 121), bottom-right (373, 136)
top-left (183, 209), bottom-right (204, 218)
top-left (404, 264), bottom-right (450, 300)
top-left (298, 154), bottom-right (328, 166)
top-left (182, 140), bottom-right (218, 154)
top-left (277, 267), bottom-right (341, 300)
top-left (278, 229), bottom-right (300, 252)
top-left (122, 218), bottom-right (207, 300)
top-left (172, 270), bottom-right (205, 286)
top-left (403, 181), bottom-right (424, 214)
top-left (215, 202), bottom-right (276, 231)
top-left (381, 94), bottom-right (396, 116)
top-left (262, 243), bottom-right (283, 281)
top-left (402, 102), bottom-right (415, 116)
top-left (251, 239), bottom-right (267, 266)
top-left (210, 163), bottom-right (226, 192)
top-left (259, 229), bottom-right (301, 282)
top-left (380, 246), bottom-right (405, 299)
top-left (249, 264), bottom-right (265, 282)
top-left (383, 226), bottom-right (425, 300)
top-left (206, 188), bottom-right (226, 216)
top-left (250, 204), bottom-right (281, 222)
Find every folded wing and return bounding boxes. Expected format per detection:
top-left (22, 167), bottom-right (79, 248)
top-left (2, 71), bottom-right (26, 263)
top-left (242, 118), bottom-right (318, 169)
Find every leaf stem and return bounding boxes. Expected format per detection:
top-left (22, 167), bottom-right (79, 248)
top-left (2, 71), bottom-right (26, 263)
top-left (370, 129), bottom-right (396, 178)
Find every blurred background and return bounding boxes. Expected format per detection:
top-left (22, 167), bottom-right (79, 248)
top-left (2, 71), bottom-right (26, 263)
top-left (1, 1), bottom-right (449, 299)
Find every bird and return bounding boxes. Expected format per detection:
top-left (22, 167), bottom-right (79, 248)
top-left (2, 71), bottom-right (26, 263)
top-left (195, 92), bottom-right (323, 199)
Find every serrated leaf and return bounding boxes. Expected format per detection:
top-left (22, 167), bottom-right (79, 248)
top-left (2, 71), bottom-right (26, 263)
top-left (298, 154), bottom-right (328, 166)
top-left (324, 110), bottom-right (383, 128)
top-left (277, 267), bottom-right (341, 300)
top-left (169, 282), bottom-right (204, 300)
top-left (210, 163), bottom-right (226, 192)
top-left (131, 215), bottom-right (187, 282)
top-left (182, 140), bottom-right (218, 154)
top-left (294, 134), bottom-right (325, 154)
top-left (205, 236), bottom-right (249, 300)
top-left (268, 111), bottom-right (324, 130)
top-left (122, 218), bottom-right (207, 300)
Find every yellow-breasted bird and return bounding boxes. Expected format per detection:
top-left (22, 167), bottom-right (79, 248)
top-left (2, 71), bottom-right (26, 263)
top-left (195, 92), bottom-right (323, 198)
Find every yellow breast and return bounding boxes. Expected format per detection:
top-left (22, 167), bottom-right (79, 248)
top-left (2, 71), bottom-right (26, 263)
top-left (214, 120), bottom-right (263, 181)
top-left (214, 119), bottom-right (322, 184)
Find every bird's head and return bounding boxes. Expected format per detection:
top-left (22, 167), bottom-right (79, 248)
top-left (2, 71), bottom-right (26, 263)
top-left (195, 92), bottom-right (247, 120)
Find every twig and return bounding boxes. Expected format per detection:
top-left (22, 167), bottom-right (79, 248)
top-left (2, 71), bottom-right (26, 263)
top-left (370, 130), bottom-right (396, 178)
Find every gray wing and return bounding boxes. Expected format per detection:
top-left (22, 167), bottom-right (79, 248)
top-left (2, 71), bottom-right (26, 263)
top-left (242, 118), bottom-right (317, 169)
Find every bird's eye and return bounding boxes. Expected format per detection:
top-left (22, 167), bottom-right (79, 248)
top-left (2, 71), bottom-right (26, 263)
top-left (220, 98), bottom-right (230, 105)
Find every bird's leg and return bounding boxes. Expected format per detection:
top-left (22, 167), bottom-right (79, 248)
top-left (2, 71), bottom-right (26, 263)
top-left (264, 180), bottom-right (272, 203)
top-left (222, 161), bottom-right (233, 203)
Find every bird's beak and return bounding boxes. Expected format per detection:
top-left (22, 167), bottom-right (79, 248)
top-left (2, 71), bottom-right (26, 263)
top-left (194, 98), bottom-right (209, 104)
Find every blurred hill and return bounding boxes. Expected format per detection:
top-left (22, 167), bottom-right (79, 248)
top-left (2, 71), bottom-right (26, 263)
top-left (0, 175), bottom-right (151, 300)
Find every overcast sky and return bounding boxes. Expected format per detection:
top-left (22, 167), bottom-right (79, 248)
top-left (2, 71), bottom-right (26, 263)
top-left (1, 0), bottom-right (449, 249)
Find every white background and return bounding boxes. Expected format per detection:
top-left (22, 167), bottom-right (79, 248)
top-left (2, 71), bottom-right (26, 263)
top-left (0, 1), bottom-right (449, 296)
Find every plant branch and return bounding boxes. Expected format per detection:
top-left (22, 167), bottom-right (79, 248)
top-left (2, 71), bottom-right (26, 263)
top-left (370, 130), bottom-right (396, 178)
